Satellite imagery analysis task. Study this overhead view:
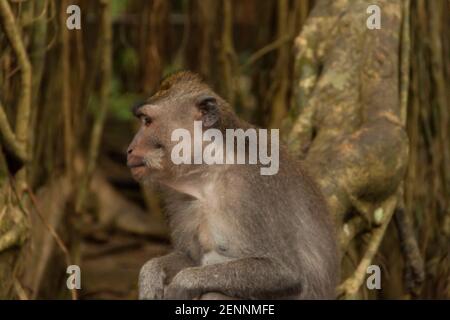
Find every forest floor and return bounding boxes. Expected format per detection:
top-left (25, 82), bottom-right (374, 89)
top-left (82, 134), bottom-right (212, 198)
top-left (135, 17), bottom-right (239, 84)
top-left (80, 235), bottom-right (169, 299)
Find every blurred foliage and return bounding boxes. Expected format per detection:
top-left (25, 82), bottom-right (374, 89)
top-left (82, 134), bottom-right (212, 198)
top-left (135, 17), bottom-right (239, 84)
top-left (0, 0), bottom-right (447, 299)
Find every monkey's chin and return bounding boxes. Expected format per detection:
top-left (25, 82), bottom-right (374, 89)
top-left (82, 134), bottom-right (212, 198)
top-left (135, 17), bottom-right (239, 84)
top-left (130, 165), bottom-right (150, 182)
top-left (130, 165), bottom-right (165, 186)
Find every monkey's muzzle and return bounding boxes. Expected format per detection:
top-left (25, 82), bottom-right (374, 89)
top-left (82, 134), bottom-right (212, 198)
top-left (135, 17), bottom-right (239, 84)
top-left (127, 158), bottom-right (147, 180)
top-left (127, 162), bottom-right (144, 169)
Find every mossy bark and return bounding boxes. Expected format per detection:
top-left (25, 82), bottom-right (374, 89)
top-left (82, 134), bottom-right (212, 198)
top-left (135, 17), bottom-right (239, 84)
top-left (287, 0), bottom-right (425, 298)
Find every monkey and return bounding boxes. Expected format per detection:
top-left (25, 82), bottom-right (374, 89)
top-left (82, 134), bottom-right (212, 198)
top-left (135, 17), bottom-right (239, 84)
top-left (126, 71), bottom-right (339, 300)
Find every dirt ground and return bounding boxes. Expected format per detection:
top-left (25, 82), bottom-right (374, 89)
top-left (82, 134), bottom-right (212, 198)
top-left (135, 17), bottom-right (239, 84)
top-left (80, 235), bottom-right (170, 299)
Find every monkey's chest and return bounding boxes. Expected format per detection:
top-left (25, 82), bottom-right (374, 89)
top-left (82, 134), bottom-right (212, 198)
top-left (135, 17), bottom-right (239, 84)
top-left (195, 205), bottom-right (236, 265)
top-left (198, 230), bottom-right (234, 266)
top-left (197, 219), bottom-right (215, 252)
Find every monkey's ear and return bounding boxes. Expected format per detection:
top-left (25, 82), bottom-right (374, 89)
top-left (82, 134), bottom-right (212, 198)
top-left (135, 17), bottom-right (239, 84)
top-left (196, 95), bottom-right (219, 127)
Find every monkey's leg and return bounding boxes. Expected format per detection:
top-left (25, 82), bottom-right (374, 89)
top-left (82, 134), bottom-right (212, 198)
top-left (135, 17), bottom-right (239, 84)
top-left (139, 251), bottom-right (195, 300)
top-left (164, 257), bottom-right (300, 300)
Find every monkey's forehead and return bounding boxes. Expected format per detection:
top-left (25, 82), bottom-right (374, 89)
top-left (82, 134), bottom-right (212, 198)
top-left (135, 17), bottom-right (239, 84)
top-left (131, 100), bottom-right (147, 115)
top-left (132, 91), bottom-right (203, 116)
top-left (132, 98), bottom-right (164, 115)
top-left (131, 71), bottom-right (212, 114)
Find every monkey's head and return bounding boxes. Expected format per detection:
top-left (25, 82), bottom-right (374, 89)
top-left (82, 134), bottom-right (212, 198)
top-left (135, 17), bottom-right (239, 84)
top-left (127, 71), bottom-right (233, 184)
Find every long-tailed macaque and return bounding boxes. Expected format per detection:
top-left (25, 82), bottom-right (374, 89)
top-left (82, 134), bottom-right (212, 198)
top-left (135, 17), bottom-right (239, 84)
top-left (127, 71), bottom-right (339, 299)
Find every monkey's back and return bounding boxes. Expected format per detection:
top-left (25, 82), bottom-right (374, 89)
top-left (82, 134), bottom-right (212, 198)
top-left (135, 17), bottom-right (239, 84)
top-left (223, 149), bottom-right (340, 299)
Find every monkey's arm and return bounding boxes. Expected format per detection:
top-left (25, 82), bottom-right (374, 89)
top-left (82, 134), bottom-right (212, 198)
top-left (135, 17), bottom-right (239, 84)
top-left (160, 251), bottom-right (197, 282)
top-left (139, 251), bottom-right (195, 299)
top-left (164, 257), bottom-right (301, 299)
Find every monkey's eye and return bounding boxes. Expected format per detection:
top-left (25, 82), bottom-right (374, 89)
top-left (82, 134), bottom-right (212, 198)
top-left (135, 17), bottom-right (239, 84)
top-left (141, 116), bottom-right (152, 127)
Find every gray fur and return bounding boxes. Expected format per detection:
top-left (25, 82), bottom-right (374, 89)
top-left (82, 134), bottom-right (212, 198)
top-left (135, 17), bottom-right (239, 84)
top-left (128, 71), bottom-right (340, 300)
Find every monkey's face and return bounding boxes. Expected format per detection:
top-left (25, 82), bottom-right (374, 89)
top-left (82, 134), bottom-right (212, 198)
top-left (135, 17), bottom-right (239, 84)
top-left (127, 73), bottom-right (222, 185)
top-left (126, 103), bottom-right (176, 184)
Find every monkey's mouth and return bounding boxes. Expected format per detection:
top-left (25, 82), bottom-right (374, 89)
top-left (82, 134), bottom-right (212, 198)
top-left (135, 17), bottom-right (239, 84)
top-left (127, 155), bottom-right (145, 168)
top-left (127, 163), bottom-right (145, 169)
top-left (127, 159), bottom-right (147, 179)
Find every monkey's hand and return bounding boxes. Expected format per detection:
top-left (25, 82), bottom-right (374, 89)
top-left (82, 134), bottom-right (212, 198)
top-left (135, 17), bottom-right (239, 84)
top-left (138, 259), bottom-right (167, 300)
top-left (164, 268), bottom-right (202, 300)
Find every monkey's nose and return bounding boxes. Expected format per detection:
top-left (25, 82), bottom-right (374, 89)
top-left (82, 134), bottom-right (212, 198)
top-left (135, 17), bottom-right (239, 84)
top-left (127, 147), bottom-right (133, 155)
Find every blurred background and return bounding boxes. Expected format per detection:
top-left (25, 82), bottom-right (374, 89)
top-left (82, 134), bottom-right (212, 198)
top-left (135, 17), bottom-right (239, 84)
top-left (0, 0), bottom-right (448, 299)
